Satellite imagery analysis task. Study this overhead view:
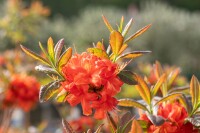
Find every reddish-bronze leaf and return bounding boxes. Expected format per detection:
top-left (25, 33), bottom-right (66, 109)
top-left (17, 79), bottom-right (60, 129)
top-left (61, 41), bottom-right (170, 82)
top-left (109, 31), bottom-right (124, 55)
top-left (20, 45), bottom-right (50, 66)
top-left (151, 73), bottom-right (167, 96)
top-left (135, 74), bottom-right (151, 104)
top-left (118, 99), bottom-right (148, 111)
top-left (102, 15), bottom-right (114, 32)
top-left (124, 24), bottom-right (151, 43)
top-left (118, 51), bottom-right (151, 59)
top-left (154, 93), bottom-right (182, 106)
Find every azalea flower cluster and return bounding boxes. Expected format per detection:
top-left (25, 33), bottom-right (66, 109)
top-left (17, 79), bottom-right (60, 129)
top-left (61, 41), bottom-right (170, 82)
top-left (61, 52), bottom-right (123, 119)
top-left (0, 50), bottom-right (40, 112)
top-left (20, 16), bottom-right (200, 132)
top-left (3, 74), bottom-right (40, 111)
top-left (140, 102), bottom-right (198, 133)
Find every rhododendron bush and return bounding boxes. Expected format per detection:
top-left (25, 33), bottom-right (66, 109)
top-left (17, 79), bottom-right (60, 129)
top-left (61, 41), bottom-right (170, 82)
top-left (19, 16), bottom-right (200, 133)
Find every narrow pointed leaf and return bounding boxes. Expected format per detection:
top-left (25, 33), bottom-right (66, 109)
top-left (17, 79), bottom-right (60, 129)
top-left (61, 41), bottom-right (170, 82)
top-left (146, 113), bottom-right (165, 126)
top-left (124, 24), bottom-right (151, 43)
top-left (155, 93), bottom-right (182, 106)
top-left (47, 37), bottom-right (55, 61)
top-left (122, 18), bottom-right (133, 36)
top-left (39, 42), bottom-right (48, 58)
top-left (151, 73), bottom-right (167, 96)
top-left (118, 51), bottom-right (151, 59)
top-left (179, 95), bottom-right (192, 114)
top-left (58, 47), bottom-right (72, 72)
top-left (39, 81), bottom-right (61, 102)
top-left (106, 112), bottom-right (117, 132)
top-left (168, 86), bottom-right (189, 94)
top-left (87, 48), bottom-right (109, 59)
top-left (130, 120), bottom-right (143, 133)
top-left (35, 65), bottom-right (56, 74)
top-left (190, 75), bottom-right (200, 108)
top-left (154, 61), bottom-right (163, 78)
top-left (167, 68), bottom-right (181, 87)
top-left (121, 118), bottom-right (133, 133)
top-left (117, 70), bottom-right (137, 85)
top-left (94, 124), bottom-right (104, 133)
top-left (109, 31), bottom-right (124, 55)
top-left (102, 15), bottom-right (114, 32)
top-left (54, 38), bottom-right (64, 61)
top-left (20, 45), bottom-right (50, 66)
top-left (120, 112), bottom-right (132, 127)
top-left (118, 16), bottom-right (124, 33)
top-left (135, 75), bottom-right (151, 104)
top-left (118, 99), bottom-right (148, 111)
top-left (62, 119), bottom-right (76, 133)
top-left (118, 44), bottom-right (128, 55)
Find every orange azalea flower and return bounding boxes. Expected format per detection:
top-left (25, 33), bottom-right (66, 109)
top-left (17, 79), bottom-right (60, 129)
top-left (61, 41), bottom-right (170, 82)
top-left (61, 52), bottom-right (123, 119)
top-left (3, 74), bottom-right (40, 111)
top-left (140, 102), bottom-right (198, 133)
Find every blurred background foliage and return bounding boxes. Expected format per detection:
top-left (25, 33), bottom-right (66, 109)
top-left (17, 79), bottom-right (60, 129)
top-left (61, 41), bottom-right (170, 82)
top-left (0, 0), bottom-right (200, 79)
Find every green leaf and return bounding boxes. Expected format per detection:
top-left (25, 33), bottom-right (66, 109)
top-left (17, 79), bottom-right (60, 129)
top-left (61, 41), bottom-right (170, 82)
top-left (20, 45), bottom-right (50, 66)
top-left (118, 99), bottom-right (148, 111)
top-left (154, 93), bottom-right (182, 106)
top-left (102, 15), bottom-right (114, 32)
top-left (151, 73), bottom-right (167, 96)
top-left (135, 74), bottom-right (151, 104)
top-left (117, 70), bottom-right (137, 85)
top-left (39, 81), bottom-right (61, 102)
top-left (62, 119), bottom-right (76, 133)
top-left (87, 48), bottom-right (109, 59)
top-left (146, 113), bottom-right (165, 126)
top-left (56, 89), bottom-right (69, 102)
top-left (54, 38), bottom-right (64, 61)
top-left (47, 37), bottom-right (55, 62)
top-left (118, 51), bottom-right (151, 59)
top-left (122, 18), bottom-right (133, 37)
top-left (137, 120), bottom-right (149, 129)
top-left (35, 65), bottom-right (56, 74)
top-left (58, 47), bottom-right (72, 72)
top-left (109, 31), bottom-right (124, 55)
top-left (190, 75), bottom-right (200, 109)
top-left (124, 24), bottom-right (151, 43)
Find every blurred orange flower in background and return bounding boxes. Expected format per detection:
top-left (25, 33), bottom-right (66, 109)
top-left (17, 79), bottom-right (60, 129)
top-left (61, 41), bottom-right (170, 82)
top-left (3, 74), bottom-right (40, 111)
top-left (61, 52), bottom-right (123, 119)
